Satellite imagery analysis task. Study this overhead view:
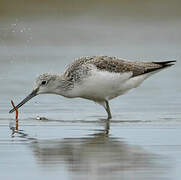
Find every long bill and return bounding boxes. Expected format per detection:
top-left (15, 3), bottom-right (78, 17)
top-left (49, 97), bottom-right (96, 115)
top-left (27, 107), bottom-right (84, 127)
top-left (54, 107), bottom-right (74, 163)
top-left (9, 88), bottom-right (39, 113)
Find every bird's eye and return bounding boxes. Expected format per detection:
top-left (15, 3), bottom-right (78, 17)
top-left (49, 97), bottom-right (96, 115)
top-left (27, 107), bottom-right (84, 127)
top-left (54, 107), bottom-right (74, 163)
top-left (41, 81), bottom-right (47, 85)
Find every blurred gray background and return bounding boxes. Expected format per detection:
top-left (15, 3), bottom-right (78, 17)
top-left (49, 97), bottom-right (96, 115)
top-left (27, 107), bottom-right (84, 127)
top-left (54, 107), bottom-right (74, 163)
top-left (0, 0), bottom-right (181, 51)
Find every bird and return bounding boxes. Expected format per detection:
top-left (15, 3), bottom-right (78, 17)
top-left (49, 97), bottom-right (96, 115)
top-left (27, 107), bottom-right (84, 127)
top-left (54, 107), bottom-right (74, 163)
top-left (9, 56), bottom-right (176, 119)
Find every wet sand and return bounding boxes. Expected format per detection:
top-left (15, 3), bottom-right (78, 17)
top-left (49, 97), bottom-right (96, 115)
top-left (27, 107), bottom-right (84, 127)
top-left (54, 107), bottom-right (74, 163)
top-left (1, 119), bottom-right (181, 180)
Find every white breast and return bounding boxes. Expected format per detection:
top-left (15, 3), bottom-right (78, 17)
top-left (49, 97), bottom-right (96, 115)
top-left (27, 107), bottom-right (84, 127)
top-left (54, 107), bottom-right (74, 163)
top-left (70, 68), bottom-right (134, 101)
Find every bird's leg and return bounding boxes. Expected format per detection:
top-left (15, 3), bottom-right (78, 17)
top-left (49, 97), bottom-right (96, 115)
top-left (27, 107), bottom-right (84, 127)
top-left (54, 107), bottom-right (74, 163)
top-left (105, 100), bottom-right (112, 120)
top-left (96, 100), bottom-right (112, 120)
top-left (104, 119), bottom-right (110, 134)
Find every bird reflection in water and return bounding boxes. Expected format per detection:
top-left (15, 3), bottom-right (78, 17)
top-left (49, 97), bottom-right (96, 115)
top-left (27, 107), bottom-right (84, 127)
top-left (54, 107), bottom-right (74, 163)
top-left (30, 121), bottom-right (168, 180)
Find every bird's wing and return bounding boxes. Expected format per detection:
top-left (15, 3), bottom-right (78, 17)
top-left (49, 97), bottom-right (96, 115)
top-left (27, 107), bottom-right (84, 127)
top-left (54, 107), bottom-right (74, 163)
top-left (64, 56), bottom-right (176, 79)
top-left (90, 56), bottom-right (175, 77)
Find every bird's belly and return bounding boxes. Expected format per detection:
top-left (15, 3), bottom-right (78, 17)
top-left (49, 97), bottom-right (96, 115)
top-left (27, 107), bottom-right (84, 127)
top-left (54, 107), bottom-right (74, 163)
top-left (70, 70), bottom-right (133, 101)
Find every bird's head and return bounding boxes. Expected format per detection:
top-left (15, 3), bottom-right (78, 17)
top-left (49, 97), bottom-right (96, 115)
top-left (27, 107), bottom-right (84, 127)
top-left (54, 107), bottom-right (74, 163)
top-left (9, 73), bottom-right (62, 113)
top-left (35, 73), bottom-right (60, 94)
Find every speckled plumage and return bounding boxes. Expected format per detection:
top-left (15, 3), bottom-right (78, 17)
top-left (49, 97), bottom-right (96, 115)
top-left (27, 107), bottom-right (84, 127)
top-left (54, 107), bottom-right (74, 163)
top-left (64, 56), bottom-right (171, 82)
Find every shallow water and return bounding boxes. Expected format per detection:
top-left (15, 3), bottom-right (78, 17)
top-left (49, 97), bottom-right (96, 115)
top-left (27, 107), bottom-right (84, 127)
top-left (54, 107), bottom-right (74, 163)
top-left (1, 1), bottom-right (181, 179)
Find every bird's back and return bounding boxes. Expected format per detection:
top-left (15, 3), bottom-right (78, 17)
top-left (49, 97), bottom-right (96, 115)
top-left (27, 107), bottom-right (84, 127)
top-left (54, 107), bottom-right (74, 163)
top-left (64, 56), bottom-right (174, 79)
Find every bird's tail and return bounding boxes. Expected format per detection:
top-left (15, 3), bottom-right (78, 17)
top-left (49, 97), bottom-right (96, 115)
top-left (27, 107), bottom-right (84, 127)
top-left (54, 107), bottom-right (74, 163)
top-left (144, 60), bottom-right (176, 74)
top-left (153, 60), bottom-right (176, 67)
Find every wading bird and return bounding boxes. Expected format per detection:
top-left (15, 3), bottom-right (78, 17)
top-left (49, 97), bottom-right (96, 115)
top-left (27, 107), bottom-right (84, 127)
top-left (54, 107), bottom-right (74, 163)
top-left (9, 56), bottom-right (175, 119)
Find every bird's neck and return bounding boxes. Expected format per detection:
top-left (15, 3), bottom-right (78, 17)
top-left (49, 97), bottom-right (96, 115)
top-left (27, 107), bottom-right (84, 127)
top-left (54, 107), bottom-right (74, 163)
top-left (54, 75), bottom-right (74, 97)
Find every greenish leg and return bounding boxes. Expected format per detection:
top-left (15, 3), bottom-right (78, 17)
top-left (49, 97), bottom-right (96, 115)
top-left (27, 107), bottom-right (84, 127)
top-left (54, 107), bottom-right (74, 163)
top-left (105, 100), bottom-right (112, 120)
